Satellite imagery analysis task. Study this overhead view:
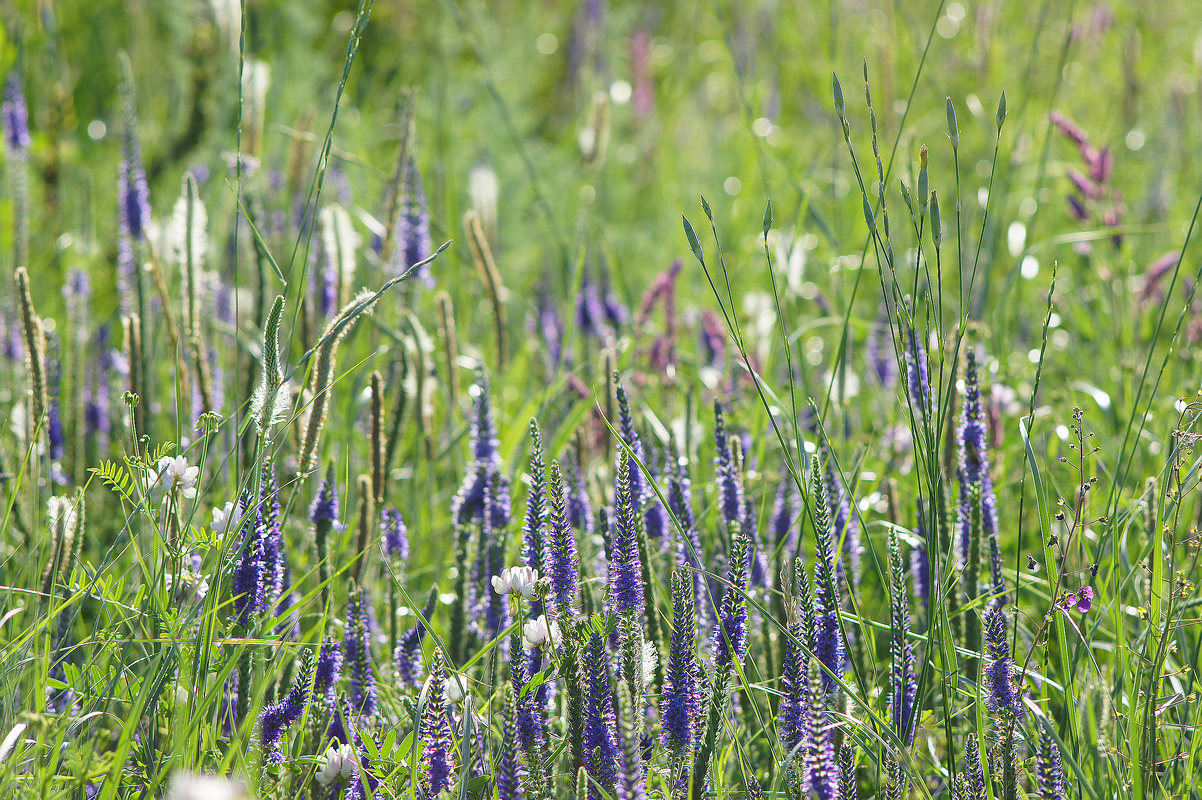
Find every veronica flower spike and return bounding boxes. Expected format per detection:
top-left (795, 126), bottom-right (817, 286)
top-left (259, 650), bottom-right (313, 764)
top-left (545, 459), bottom-right (580, 617)
top-left (344, 585), bottom-right (378, 717)
top-left (421, 648), bottom-right (458, 797)
top-left (809, 456), bottom-right (843, 693)
top-left (661, 569), bottom-right (700, 756)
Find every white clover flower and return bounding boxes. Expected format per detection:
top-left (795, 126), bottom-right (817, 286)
top-left (165, 570), bottom-right (210, 606)
top-left (316, 743), bottom-right (358, 786)
top-left (444, 672), bottom-right (468, 703)
top-left (491, 566), bottom-right (540, 600)
top-left (151, 456), bottom-right (200, 500)
top-left (210, 501), bottom-right (236, 536)
top-left (166, 773), bottom-right (245, 800)
top-left (522, 614), bottom-right (562, 649)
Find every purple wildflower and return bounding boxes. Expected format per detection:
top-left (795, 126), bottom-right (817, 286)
top-left (867, 313), bottom-right (896, 387)
top-left (313, 639), bottom-right (343, 713)
top-left (713, 402), bottom-right (744, 533)
top-left (610, 452), bottom-right (645, 618)
top-left (453, 374), bottom-right (511, 528)
top-left (380, 507), bottom-right (409, 563)
top-left (810, 457), bottom-right (843, 693)
top-left (822, 455), bottom-right (861, 586)
top-left (576, 271), bottom-right (613, 342)
top-left (1034, 728), bottom-right (1066, 800)
top-left (546, 460), bottom-right (580, 617)
top-left (959, 735), bottom-right (985, 800)
top-left (510, 633), bottom-right (548, 755)
top-left (957, 349), bottom-right (998, 567)
top-left (258, 465), bottom-right (286, 605)
top-left (805, 669), bottom-right (842, 800)
top-left (311, 472), bottom-right (340, 527)
top-left (1075, 585), bottom-right (1094, 612)
top-left (887, 530), bottom-right (918, 744)
top-left (712, 530), bottom-right (749, 669)
top-left (582, 631), bottom-right (620, 799)
top-left (231, 493), bottom-right (266, 627)
top-left (260, 651), bottom-right (313, 764)
top-left (615, 378), bottom-right (646, 508)
top-left (496, 687), bottom-right (526, 800)
top-left (771, 472), bottom-right (800, 553)
top-left (779, 613), bottom-right (811, 759)
top-left (567, 456), bottom-right (594, 535)
top-left (661, 570), bottom-right (700, 755)
top-left (905, 327), bottom-right (930, 415)
top-left (394, 589), bottom-right (436, 688)
top-left (344, 586), bottom-right (378, 717)
top-left (2, 73), bottom-right (31, 153)
top-left (983, 606), bottom-right (1024, 719)
top-left (421, 649), bottom-right (457, 797)
top-left (396, 152), bottom-right (432, 284)
top-left (522, 420), bottom-right (547, 580)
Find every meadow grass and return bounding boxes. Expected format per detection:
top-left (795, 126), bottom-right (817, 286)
top-left (2, 1), bottom-right (1202, 798)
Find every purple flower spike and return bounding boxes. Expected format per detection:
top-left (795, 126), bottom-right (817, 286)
top-left (713, 402), bottom-right (744, 533)
top-left (522, 420), bottom-right (547, 581)
top-left (3, 73), bottom-right (31, 153)
top-left (809, 457), bottom-right (843, 693)
top-left (661, 570), bottom-right (700, 754)
top-left (497, 687), bottom-right (526, 800)
top-left (260, 651), bottom-right (313, 765)
top-left (380, 507), bottom-right (409, 563)
top-left (396, 152), bottom-right (432, 284)
top-left (395, 589), bottom-right (437, 688)
top-left (1034, 727), bottom-right (1067, 800)
top-left (453, 373), bottom-right (511, 528)
top-left (983, 606), bottom-right (1024, 720)
top-left (546, 460), bottom-right (580, 617)
top-left (610, 452), bottom-right (645, 618)
top-left (313, 639), bottom-right (343, 713)
top-left (421, 649), bottom-right (457, 797)
top-left (344, 587), bottom-right (378, 717)
top-left (712, 530), bottom-right (749, 669)
top-left (582, 631), bottom-right (619, 799)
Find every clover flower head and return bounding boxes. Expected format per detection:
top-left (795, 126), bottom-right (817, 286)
top-left (151, 455), bottom-right (200, 500)
top-left (210, 501), bottom-right (236, 537)
top-left (492, 566), bottom-right (541, 600)
top-left (316, 743), bottom-right (358, 786)
top-left (522, 614), bottom-right (562, 649)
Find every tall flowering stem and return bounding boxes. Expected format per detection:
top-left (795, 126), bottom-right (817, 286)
top-left (546, 460), bottom-right (580, 617)
top-left (810, 456), bottom-right (844, 694)
top-left (713, 402), bottom-right (744, 533)
top-left (957, 349), bottom-right (998, 568)
top-left (344, 585), bottom-right (378, 717)
top-left (259, 649), bottom-right (313, 766)
top-left (313, 639), bottom-right (342, 714)
top-left (496, 685), bottom-right (526, 800)
top-left (712, 528), bottom-right (749, 669)
top-left (310, 472), bottom-right (340, 608)
top-left (582, 630), bottom-right (619, 800)
top-left (887, 528), bottom-right (918, 744)
top-left (610, 453), bottom-right (646, 620)
top-left (421, 649), bottom-right (457, 797)
top-left (522, 420), bottom-right (547, 616)
top-left (1034, 727), bottom-right (1066, 800)
top-left (661, 570), bottom-right (700, 757)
